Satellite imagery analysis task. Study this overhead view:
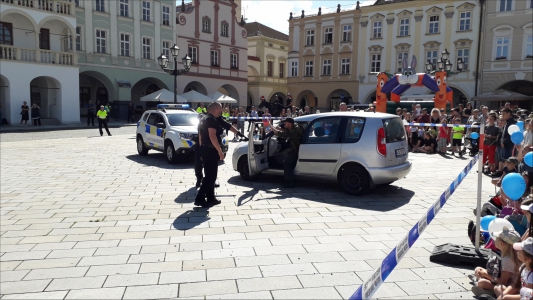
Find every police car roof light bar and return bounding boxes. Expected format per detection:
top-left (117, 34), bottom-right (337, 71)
top-left (157, 104), bottom-right (190, 109)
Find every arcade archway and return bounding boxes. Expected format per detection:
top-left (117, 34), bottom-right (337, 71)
top-left (184, 81), bottom-right (208, 95)
top-left (30, 76), bottom-right (61, 120)
top-left (296, 90), bottom-right (317, 110)
top-left (327, 89), bottom-right (353, 111)
top-left (269, 92), bottom-right (286, 104)
top-left (499, 80), bottom-right (533, 97)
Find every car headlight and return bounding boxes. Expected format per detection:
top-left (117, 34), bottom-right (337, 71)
top-left (179, 133), bottom-right (194, 140)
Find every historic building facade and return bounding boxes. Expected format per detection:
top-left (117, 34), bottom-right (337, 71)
top-left (479, 0), bottom-right (533, 101)
top-left (0, 0), bottom-right (79, 125)
top-left (287, 5), bottom-right (362, 112)
top-left (244, 22), bottom-right (289, 108)
top-left (176, 0), bottom-right (248, 106)
top-left (357, 0), bottom-right (481, 106)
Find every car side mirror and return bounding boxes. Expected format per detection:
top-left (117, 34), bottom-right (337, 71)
top-left (155, 122), bottom-right (166, 129)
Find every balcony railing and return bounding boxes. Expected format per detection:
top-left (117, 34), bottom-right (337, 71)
top-left (1, 0), bottom-right (74, 16)
top-left (0, 45), bottom-right (76, 66)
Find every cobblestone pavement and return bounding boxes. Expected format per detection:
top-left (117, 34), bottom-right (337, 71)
top-left (0, 126), bottom-right (136, 142)
top-left (0, 133), bottom-right (495, 299)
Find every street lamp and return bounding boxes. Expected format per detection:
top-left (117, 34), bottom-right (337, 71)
top-left (457, 58), bottom-right (464, 72)
top-left (157, 44), bottom-right (191, 103)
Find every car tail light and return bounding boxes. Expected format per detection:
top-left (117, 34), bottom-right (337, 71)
top-left (377, 127), bottom-right (386, 156)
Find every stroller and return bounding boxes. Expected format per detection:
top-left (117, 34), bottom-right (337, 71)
top-left (464, 122), bottom-right (480, 156)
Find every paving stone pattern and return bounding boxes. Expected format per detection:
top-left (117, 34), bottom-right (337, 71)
top-left (0, 132), bottom-right (495, 299)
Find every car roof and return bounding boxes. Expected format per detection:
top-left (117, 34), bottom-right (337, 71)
top-left (295, 112), bottom-right (398, 122)
top-left (145, 109), bottom-right (197, 115)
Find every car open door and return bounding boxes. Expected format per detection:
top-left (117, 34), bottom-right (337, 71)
top-left (248, 121), bottom-right (269, 176)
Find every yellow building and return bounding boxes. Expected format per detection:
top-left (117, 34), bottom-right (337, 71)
top-left (244, 22), bottom-right (289, 107)
top-left (287, 4), bottom-right (362, 112)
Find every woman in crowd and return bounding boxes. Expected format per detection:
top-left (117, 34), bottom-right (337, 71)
top-left (463, 102), bottom-right (473, 124)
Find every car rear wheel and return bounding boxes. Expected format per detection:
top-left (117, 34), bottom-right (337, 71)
top-left (137, 136), bottom-right (149, 156)
top-left (238, 156), bottom-right (256, 181)
top-left (339, 165), bottom-right (370, 195)
top-left (165, 142), bottom-right (179, 164)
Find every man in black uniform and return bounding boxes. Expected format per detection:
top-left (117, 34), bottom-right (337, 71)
top-left (271, 117), bottom-right (303, 188)
top-left (258, 96), bottom-right (272, 115)
top-left (195, 102), bottom-right (244, 207)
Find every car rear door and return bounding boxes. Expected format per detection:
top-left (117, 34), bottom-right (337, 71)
top-left (145, 113), bottom-right (165, 149)
top-left (297, 117), bottom-right (342, 176)
top-left (382, 117), bottom-right (408, 167)
top-left (248, 121), bottom-right (269, 176)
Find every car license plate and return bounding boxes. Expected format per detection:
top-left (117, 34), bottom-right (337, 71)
top-left (395, 148), bottom-right (406, 157)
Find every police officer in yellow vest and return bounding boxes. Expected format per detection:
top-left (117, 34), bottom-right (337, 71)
top-left (96, 105), bottom-right (112, 136)
top-left (196, 103), bottom-right (207, 114)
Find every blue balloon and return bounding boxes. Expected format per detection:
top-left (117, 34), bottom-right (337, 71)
top-left (502, 173), bottom-right (527, 201)
top-left (525, 152), bottom-right (533, 167)
top-left (511, 131), bottom-right (524, 145)
top-left (471, 132), bottom-right (479, 140)
top-left (481, 215), bottom-right (497, 231)
top-left (517, 121), bottom-right (524, 132)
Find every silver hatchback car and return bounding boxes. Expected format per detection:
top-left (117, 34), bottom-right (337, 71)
top-left (231, 112), bottom-right (412, 195)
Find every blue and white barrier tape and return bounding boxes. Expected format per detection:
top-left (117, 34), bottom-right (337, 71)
top-left (407, 122), bottom-right (480, 128)
top-left (350, 154), bottom-right (480, 300)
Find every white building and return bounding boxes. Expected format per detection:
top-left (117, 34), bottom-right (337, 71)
top-left (357, 0), bottom-right (481, 106)
top-left (176, 0), bottom-right (248, 106)
top-left (0, 0), bottom-right (79, 125)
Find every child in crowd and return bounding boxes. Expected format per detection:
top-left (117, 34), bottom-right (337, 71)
top-left (494, 237), bottom-right (533, 300)
top-left (492, 157), bottom-right (519, 187)
top-left (472, 227), bottom-right (521, 296)
top-left (451, 118), bottom-right (465, 157)
top-left (419, 132), bottom-right (437, 154)
top-left (438, 118), bottom-right (448, 154)
top-left (410, 127), bottom-right (421, 152)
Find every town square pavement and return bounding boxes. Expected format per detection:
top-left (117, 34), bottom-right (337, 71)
top-left (0, 128), bottom-right (495, 299)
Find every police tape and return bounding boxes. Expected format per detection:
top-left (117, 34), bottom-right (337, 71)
top-left (349, 153), bottom-right (480, 300)
top-left (407, 122), bottom-right (481, 128)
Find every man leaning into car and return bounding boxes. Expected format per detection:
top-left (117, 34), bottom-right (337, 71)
top-left (271, 117), bottom-right (303, 188)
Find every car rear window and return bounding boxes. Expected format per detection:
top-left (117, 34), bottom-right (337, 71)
top-left (382, 117), bottom-right (405, 143)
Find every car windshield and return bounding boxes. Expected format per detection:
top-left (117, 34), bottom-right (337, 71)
top-left (166, 113), bottom-right (199, 126)
top-left (382, 117), bottom-right (406, 143)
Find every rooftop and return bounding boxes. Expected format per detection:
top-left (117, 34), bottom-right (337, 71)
top-left (242, 22), bottom-right (289, 41)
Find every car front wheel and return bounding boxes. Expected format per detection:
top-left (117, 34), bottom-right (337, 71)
top-left (137, 136), bottom-right (149, 156)
top-left (165, 142), bottom-right (179, 164)
top-left (339, 165), bottom-right (370, 195)
top-left (238, 156), bottom-right (255, 181)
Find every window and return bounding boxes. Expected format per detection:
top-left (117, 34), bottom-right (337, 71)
top-left (162, 6), bottom-right (170, 26)
top-left (499, 0), bottom-right (512, 12)
top-left (342, 25), bottom-right (351, 42)
top-left (211, 50), bottom-right (219, 66)
top-left (290, 61), bottom-right (298, 77)
top-left (120, 34), bottom-right (130, 56)
top-left (162, 41), bottom-right (170, 58)
top-left (428, 16), bottom-right (439, 34)
top-left (39, 28), bottom-right (50, 50)
top-left (496, 37), bottom-right (509, 59)
top-left (279, 62), bottom-right (284, 78)
top-left (371, 54), bottom-right (381, 73)
top-left (0, 22), bottom-right (13, 45)
top-left (305, 60), bottom-right (313, 76)
top-left (188, 46), bottom-right (198, 64)
top-left (306, 117), bottom-right (342, 144)
top-left (202, 18), bottom-right (211, 33)
top-left (373, 21), bottom-right (382, 38)
top-left (324, 28), bottom-right (333, 44)
top-left (267, 61), bottom-right (273, 77)
top-left (142, 1), bottom-right (151, 22)
top-left (459, 12), bottom-right (471, 31)
top-left (399, 18), bottom-right (410, 36)
top-left (221, 23), bottom-right (228, 37)
top-left (341, 58), bottom-right (350, 74)
top-left (231, 53), bottom-right (238, 69)
top-left (527, 35), bottom-right (532, 57)
top-left (95, 0), bottom-right (105, 12)
top-left (119, 0), bottom-right (129, 17)
top-left (344, 118), bottom-right (366, 143)
top-left (142, 37), bottom-right (151, 59)
top-left (427, 50), bottom-right (438, 66)
top-left (75, 26), bottom-right (82, 50)
top-left (397, 52), bottom-right (408, 73)
top-left (457, 48), bottom-right (469, 70)
top-left (323, 59), bottom-right (331, 75)
top-left (306, 30), bottom-right (314, 46)
top-left (74, 0), bottom-right (79, 7)
top-left (95, 29), bottom-right (106, 53)
top-left (531, 0), bottom-right (533, 8)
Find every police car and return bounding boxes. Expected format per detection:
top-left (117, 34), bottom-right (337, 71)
top-left (136, 104), bottom-right (228, 163)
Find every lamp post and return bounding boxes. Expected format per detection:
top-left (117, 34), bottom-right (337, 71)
top-left (157, 44), bottom-right (192, 103)
top-left (424, 48), bottom-right (463, 76)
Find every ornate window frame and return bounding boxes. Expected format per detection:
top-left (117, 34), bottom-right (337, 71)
top-left (221, 21), bottom-right (229, 37)
top-left (522, 23), bottom-right (533, 59)
top-left (424, 41), bottom-right (441, 67)
top-left (397, 10), bottom-right (413, 37)
top-left (492, 25), bottom-right (513, 60)
top-left (456, 3), bottom-right (475, 32)
top-left (395, 43), bottom-right (411, 73)
top-left (425, 6), bottom-right (443, 35)
top-left (454, 39), bottom-right (473, 70)
top-left (368, 45), bottom-right (384, 73)
top-left (370, 14), bottom-right (385, 39)
top-left (202, 16), bottom-right (212, 33)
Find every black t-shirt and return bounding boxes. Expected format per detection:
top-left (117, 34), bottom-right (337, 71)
top-left (423, 138), bottom-right (437, 151)
top-left (484, 125), bottom-right (499, 145)
top-left (411, 133), bottom-right (420, 145)
top-left (199, 114), bottom-right (231, 146)
top-left (21, 105), bottom-right (29, 115)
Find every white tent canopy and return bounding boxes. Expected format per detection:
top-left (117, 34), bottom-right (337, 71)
top-left (208, 92), bottom-right (237, 103)
top-left (179, 90), bottom-right (213, 103)
top-left (140, 89), bottom-right (187, 103)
